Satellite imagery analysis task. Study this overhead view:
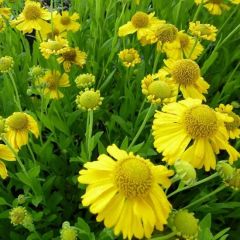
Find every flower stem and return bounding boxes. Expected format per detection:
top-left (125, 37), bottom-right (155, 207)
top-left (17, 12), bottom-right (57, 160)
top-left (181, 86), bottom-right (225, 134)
top-left (151, 232), bottom-right (176, 240)
top-left (27, 143), bottom-right (36, 163)
top-left (192, 0), bottom-right (204, 22)
top-left (8, 71), bottom-right (22, 111)
top-left (183, 184), bottom-right (226, 209)
top-left (86, 110), bottom-right (94, 160)
top-left (152, 51), bottom-right (161, 73)
top-left (188, 37), bottom-right (198, 59)
top-left (128, 104), bottom-right (155, 150)
top-left (168, 172), bottom-right (219, 198)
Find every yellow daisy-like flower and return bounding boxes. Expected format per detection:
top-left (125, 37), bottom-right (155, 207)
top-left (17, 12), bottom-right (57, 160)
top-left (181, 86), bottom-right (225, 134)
top-left (75, 73), bottom-right (95, 89)
top-left (141, 70), bottom-right (178, 104)
top-left (39, 70), bottom-right (70, 99)
top-left (5, 112), bottom-right (39, 149)
top-left (0, 144), bottom-right (15, 179)
top-left (118, 48), bottom-right (141, 68)
top-left (53, 11), bottom-right (80, 33)
top-left (11, 1), bottom-right (51, 34)
top-left (0, 56), bottom-right (14, 73)
top-left (215, 104), bottom-right (240, 139)
top-left (163, 58), bottom-right (209, 101)
top-left (152, 98), bottom-right (240, 171)
top-left (195, 0), bottom-right (230, 15)
top-left (0, 6), bottom-right (11, 19)
top-left (118, 11), bottom-right (161, 40)
top-left (163, 31), bottom-right (204, 60)
top-left (57, 47), bottom-right (87, 72)
top-left (39, 36), bottom-right (69, 59)
top-left (75, 88), bottom-right (103, 111)
top-left (231, 0), bottom-right (240, 4)
top-left (189, 21), bottom-right (218, 42)
top-left (78, 144), bottom-right (173, 239)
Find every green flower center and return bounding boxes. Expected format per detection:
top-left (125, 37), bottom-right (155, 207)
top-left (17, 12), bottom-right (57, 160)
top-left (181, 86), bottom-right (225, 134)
top-left (156, 23), bottom-right (178, 43)
top-left (79, 90), bottom-right (101, 110)
top-left (148, 81), bottom-right (172, 99)
top-left (0, 56), bottom-right (13, 72)
top-left (7, 112), bottom-right (28, 130)
top-left (23, 4), bottom-right (41, 20)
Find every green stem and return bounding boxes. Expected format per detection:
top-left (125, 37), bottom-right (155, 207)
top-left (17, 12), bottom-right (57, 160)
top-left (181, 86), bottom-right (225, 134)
top-left (151, 232), bottom-right (176, 240)
top-left (192, 0), bottom-right (204, 22)
top-left (168, 172), bottom-right (219, 198)
top-left (183, 185), bottom-right (226, 209)
top-left (188, 37), bottom-right (198, 59)
top-left (128, 104), bottom-right (154, 150)
top-left (8, 71), bottom-right (22, 111)
top-left (27, 143), bottom-right (36, 163)
top-left (152, 51), bottom-right (161, 73)
top-left (86, 110), bottom-right (93, 160)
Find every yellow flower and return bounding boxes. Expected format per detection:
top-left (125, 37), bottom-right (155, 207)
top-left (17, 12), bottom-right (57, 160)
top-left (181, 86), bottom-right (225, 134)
top-left (11, 1), bottom-right (51, 34)
top-left (78, 144), bottom-right (173, 239)
top-left (215, 104), bottom-right (240, 139)
top-left (231, 0), bottom-right (240, 4)
top-left (75, 73), bottom-right (95, 89)
top-left (118, 48), bottom-right (141, 68)
top-left (39, 36), bottom-right (69, 59)
top-left (39, 70), bottom-right (70, 99)
top-left (75, 88), bottom-right (103, 111)
top-left (195, 0), bottom-right (229, 15)
top-left (0, 56), bottom-right (14, 73)
top-left (5, 112), bottom-right (39, 149)
top-left (118, 11), bottom-right (161, 40)
top-left (189, 21), bottom-right (218, 41)
top-left (53, 11), bottom-right (80, 33)
top-left (141, 70), bottom-right (178, 104)
top-left (57, 47), bottom-right (87, 72)
top-left (0, 144), bottom-right (15, 179)
top-left (163, 58), bottom-right (209, 101)
top-left (163, 31), bottom-right (204, 60)
top-left (0, 0), bottom-right (11, 19)
top-left (152, 98), bottom-right (240, 171)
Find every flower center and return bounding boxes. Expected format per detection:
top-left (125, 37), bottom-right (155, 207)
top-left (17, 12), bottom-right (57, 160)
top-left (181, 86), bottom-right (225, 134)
top-left (179, 33), bottom-right (190, 48)
top-left (198, 25), bottom-right (212, 35)
top-left (79, 90), bottom-right (101, 109)
top-left (124, 53), bottom-right (135, 62)
top-left (172, 59), bottom-right (200, 85)
top-left (62, 49), bottom-right (77, 61)
top-left (7, 112), bottom-right (28, 130)
top-left (131, 12), bottom-right (149, 28)
top-left (225, 112), bottom-right (240, 131)
top-left (173, 210), bottom-right (199, 238)
top-left (48, 41), bottom-right (64, 51)
top-left (184, 105), bottom-right (218, 138)
top-left (0, 56), bottom-right (13, 72)
top-left (148, 81), bottom-right (172, 99)
top-left (114, 157), bottom-right (152, 198)
top-left (23, 4), bottom-right (42, 20)
top-left (61, 16), bottom-right (71, 25)
top-left (155, 24), bottom-right (178, 43)
top-left (47, 29), bottom-right (60, 40)
top-left (46, 74), bottom-right (59, 90)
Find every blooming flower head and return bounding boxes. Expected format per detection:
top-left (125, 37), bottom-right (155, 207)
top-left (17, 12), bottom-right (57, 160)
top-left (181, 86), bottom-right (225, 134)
top-left (118, 11), bottom-right (162, 40)
top-left (163, 58), bottom-right (209, 101)
top-left (9, 206), bottom-right (27, 226)
top-left (189, 21), bottom-right (218, 41)
top-left (28, 65), bottom-right (45, 80)
top-left (194, 0), bottom-right (229, 15)
top-left (11, 1), bottom-right (51, 34)
top-left (0, 0), bottom-right (11, 19)
top-left (39, 70), bottom-right (70, 99)
top-left (163, 31), bottom-right (204, 60)
top-left (215, 104), bottom-right (240, 139)
top-left (78, 144), bottom-right (173, 239)
top-left (0, 56), bottom-right (14, 73)
top-left (57, 47), bottom-right (87, 72)
top-left (5, 112), bottom-right (39, 149)
top-left (40, 36), bottom-right (69, 59)
top-left (118, 48), bottom-right (141, 68)
top-left (53, 11), bottom-right (80, 33)
top-left (60, 222), bottom-right (78, 240)
top-left (152, 98), bottom-right (240, 171)
top-left (0, 144), bottom-right (15, 179)
top-left (141, 70), bottom-right (178, 104)
top-left (75, 73), bottom-right (95, 89)
top-left (75, 88), bottom-right (103, 111)
top-left (168, 209), bottom-right (199, 240)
